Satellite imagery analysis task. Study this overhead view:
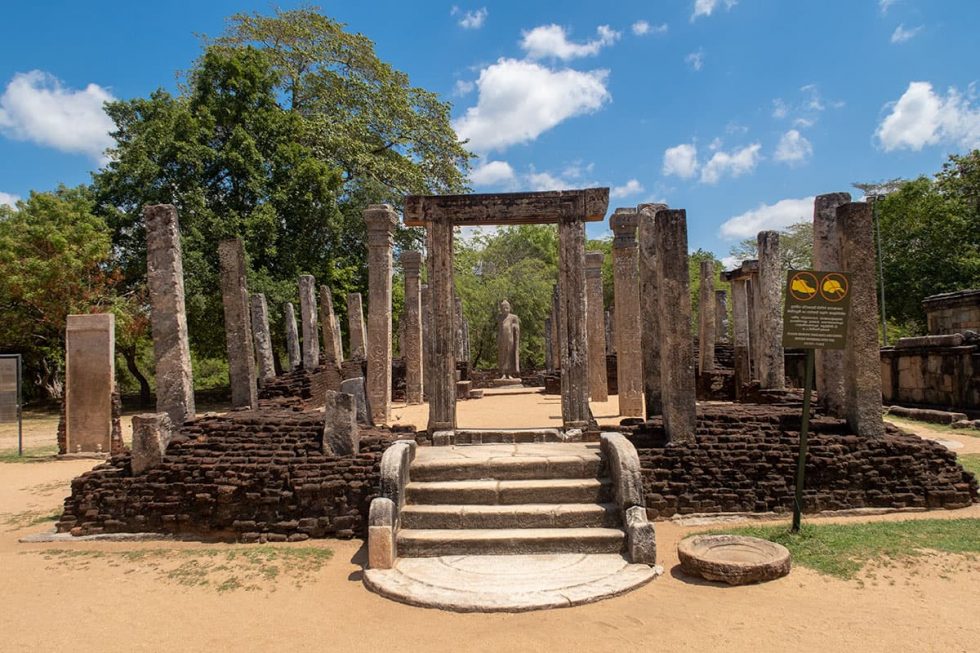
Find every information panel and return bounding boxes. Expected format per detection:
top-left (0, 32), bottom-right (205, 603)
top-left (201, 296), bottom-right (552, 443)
top-left (0, 356), bottom-right (18, 423)
top-left (782, 270), bottom-right (852, 350)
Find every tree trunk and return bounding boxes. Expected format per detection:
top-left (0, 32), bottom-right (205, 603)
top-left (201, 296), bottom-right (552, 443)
top-left (122, 345), bottom-right (151, 407)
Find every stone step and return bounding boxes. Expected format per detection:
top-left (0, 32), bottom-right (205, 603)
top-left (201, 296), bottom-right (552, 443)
top-left (405, 478), bottom-right (612, 505)
top-left (410, 454), bottom-right (601, 482)
top-left (396, 527), bottom-right (625, 557)
top-left (401, 503), bottom-right (620, 530)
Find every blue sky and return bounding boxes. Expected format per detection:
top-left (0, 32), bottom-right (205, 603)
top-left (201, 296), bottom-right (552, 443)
top-left (1, 0), bottom-right (978, 263)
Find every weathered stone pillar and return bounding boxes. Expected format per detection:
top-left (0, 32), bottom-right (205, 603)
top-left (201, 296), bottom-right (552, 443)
top-left (218, 239), bottom-right (257, 409)
top-left (839, 202), bottom-right (884, 437)
top-left (715, 290), bottom-right (729, 343)
top-left (757, 231), bottom-right (784, 389)
top-left (427, 218), bottom-right (456, 432)
top-left (298, 275), bottom-right (319, 370)
top-left (748, 269), bottom-right (761, 378)
top-left (611, 208), bottom-right (643, 417)
top-left (813, 192), bottom-right (851, 417)
top-left (144, 204), bottom-right (195, 426)
top-left (401, 251), bottom-right (424, 405)
top-left (698, 260), bottom-right (716, 374)
top-left (638, 203), bottom-right (665, 417)
top-left (453, 295), bottom-right (466, 366)
top-left (653, 210), bottom-right (696, 442)
top-left (364, 204), bottom-right (398, 424)
top-left (558, 216), bottom-right (590, 427)
top-left (585, 251), bottom-right (608, 401)
top-left (421, 284), bottom-right (431, 398)
top-left (731, 278), bottom-right (751, 399)
top-left (347, 292), bottom-right (368, 360)
top-left (544, 317), bottom-right (554, 371)
top-left (605, 310), bottom-right (614, 355)
top-left (249, 294), bottom-right (275, 381)
top-left (319, 285), bottom-right (344, 365)
top-left (284, 302), bottom-right (301, 371)
top-left (65, 313), bottom-right (114, 452)
top-left (551, 285), bottom-right (562, 370)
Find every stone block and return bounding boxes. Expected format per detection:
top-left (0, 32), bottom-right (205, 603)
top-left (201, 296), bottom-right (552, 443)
top-left (65, 313), bottom-right (115, 453)
top-left (131, 413), bottom-right (173, 475)
top-left (340, 377), bottom-right (372, 425)
top-left (323, 390), bottom-right (359, 456)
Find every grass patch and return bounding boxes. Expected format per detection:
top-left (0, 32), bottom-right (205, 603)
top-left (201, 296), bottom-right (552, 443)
top-left (710, 518), bottom-right (980, 580)
top-left (958, 454), bottom-right (980, 478)
top-left (1, 509), bottom-right (62, 530)
top-left (31, 545), bottom-right (333, 592)
top-left (0, 445), bottom-right (59, 463)
top-left (886, 415), bottom-right (977, 438)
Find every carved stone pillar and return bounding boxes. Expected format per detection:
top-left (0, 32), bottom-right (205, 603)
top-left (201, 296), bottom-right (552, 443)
top-left (364, 204), bottom-right (398, 424)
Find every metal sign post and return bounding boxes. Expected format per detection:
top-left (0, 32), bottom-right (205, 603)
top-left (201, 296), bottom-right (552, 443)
top-left (0, 355), bottom-right (23, 456)
top-left (782, 271), bottom-right (852, 533)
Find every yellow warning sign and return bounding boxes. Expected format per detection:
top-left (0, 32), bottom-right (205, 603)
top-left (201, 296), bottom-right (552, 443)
top-left (782, 270), bottom-right (852, 350)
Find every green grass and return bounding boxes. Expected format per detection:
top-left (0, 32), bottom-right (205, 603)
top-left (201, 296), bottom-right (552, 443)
top-left (711, 519), bottom-right (980, 580)
top-left (886, 415), bottom-right (979, 438)
top-left (0, 445), bottom-right (59, 463)
top-left (958, 454), bottom-right (980, 478)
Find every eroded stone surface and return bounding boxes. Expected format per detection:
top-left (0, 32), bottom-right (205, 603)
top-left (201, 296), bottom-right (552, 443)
top-left (65, 313), bottom-right (115, 453)
top-left (218, 239), bottom-right (257, 409)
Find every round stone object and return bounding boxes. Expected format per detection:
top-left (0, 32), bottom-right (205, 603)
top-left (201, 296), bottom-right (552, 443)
top-left (677, 534), bottom-right (791, 585)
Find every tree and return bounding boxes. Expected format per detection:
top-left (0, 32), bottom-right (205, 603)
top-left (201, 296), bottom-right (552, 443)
top-left (728, 221), bottom-right (814, 271)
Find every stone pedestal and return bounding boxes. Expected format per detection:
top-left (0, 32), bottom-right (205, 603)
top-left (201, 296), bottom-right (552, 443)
top-left (715, 290), bottom-right (729, 343)
top-left (65, 313), bottom-right (115, 453)
top-left (319, 285), bottom-right (344, 365)
top-left (364, 205), bottom-right (398, 424)
top-left (585, 251), bottom-right (608, 401)
top-left (143, 204), bottom-right (195, 426)
top-left (757, 232), bottom-right (784, 389)
top-left (298, 275), bottom-right (319, 370)
top-left (249, 293), bottom-right (275, 381)
top-left (426, 218), bottom-right (457, 432)
top-left (698, 260), bottom-right (716, 374)
top-left (402, 251), bottom-right (424, 405)
top-left (558, 217), bottom-right (591, 427)
top-left (348, 292), bottom-right (368, 360)
top-left (653, 210), bottom-right (696, 442)
top-left (638, 203), bottom-right (667, 417)
top-left (217, 238), bottom-right (257, 409)
top-left (839, 202), bottom-right (884, 437)
top-left (611, 208), bottom-right (643, 418)
top-left (284, 302), bottom-right (301, 372)
top-left (813, 192), bottom-right (851, 417)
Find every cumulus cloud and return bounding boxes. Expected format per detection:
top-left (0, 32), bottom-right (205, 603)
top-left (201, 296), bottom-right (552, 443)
top-left (526, 170), bottom-right (569, 191)
top-left (663, 143), bottom-right (699, 179)
top-left (700, 143), bottom-right (761, 184)
top-left (470, 160), bottom-right (516, 186)
top-left (685, 49), bottom-right (705, 71)
top-left (520, 24), bottom-right (620, 60)
top-left (451, 6), bottom-right (488, 30)
top-left (774, 129), bottom-right (813, 164)
top-left (692, 0), bottom-right (737, 21)
top-left (719, 196), bottom-right (815, 239)
top-left (453, 58), bottom-right (610, 153)
top-left (0, 191), bottom-right (19, 208)
top-left (0, 70), bottom-right (115, 161)
top-left (611, 179), bottom-right (644, 198)
top-left (632, 20), bottom-right (667, 36)
top-left (890, 24), bottom-right (923, 44)
top-left (453, 79), bottom-right (475, 96)
top-left (876, 81), bottom-right (980, 151)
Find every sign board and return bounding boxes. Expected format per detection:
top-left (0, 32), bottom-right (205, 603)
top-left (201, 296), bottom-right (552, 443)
top-left (0, 355), bottom-right (19, 423)
top-left (782, 270), bottom-right (852, 350)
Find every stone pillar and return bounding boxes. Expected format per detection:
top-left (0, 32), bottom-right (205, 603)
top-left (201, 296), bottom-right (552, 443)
top-left (323, 390), bottom-right (359, 455)
top-left (298, 275), bottom-right (319, 370)
top-left (698, 260), bottom-right (716, 374)
top-left (131, 413), bottom-right (172, 475)
top-left (427, 218), bottom-right (456, 432)
top-left (347, 292), bottom-right (368, 360)
top-left (218, 239), bottom-right (257, 409)
top-left (284, 303), bottom-right (301, 371)
top-left (319, 285), bottom-right (344, 365)
top-left (143, 204), bottom-right (194, 426)
top-left (558, 216), bottom-right (590, 427)
top-left (731, 278), bottom-right (751, 399)
top-left (551, 285), bottom-right (562, 370)
top-left (638, 203), bottom-right (666, 417)
top-left (653, 210), bottom-right (696, 442)
top-left (585, 251), bottom-right (608, 401)
top-left (839, 202), bottom-right (884, 437)
top-left (544, 317), bottom-right (554, 371)
top-left (65, 313), bottom-right (114, 452)
top-left (757, 231), bottom-right (784, 389)
top-left (715, 290), bottom-right (729, 343)
top-left (249, 294), bottom-right (275, 381)
top-left (364, 204), bottom-right (398, 424)
top-left (401, 251), bottom-right (424, 405)
top-left (611, 208), bottom-right (643, 418)
top-left (453, 295), bottom-right (466, 365)
top-left (748, 272), bottom-right (761, 379)
top-left (421, 284), bottom-right (431, 398)
top-left (813, 192), bottom-right (851, 417)
top-left (605, 310), bottom-right (614, 355)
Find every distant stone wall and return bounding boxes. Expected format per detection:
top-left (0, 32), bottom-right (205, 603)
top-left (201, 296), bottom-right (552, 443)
top-left (924, 289), bottom-right (980, 335)
top-left (881, 335), bottom-right (979, 410)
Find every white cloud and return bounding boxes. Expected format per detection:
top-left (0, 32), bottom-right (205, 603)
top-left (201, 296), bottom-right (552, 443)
top-left (520, 24), bottom-right (621, 60)
top-left (719, 196), bottom-right (815, 239)
top-left (876, 81), bottom-right (980, 151)
top-left (470, 160), bottom-right (515, 186)
top-left (0, 191), bottom-right (19, 208)
top-left (879, 0), bottom-right (898, 14)
top-left (663, 143), bottom-right (699, 179)
top-left (891, 24), bottom-right (923, 44)
top-left (774, 129), bottom-right (813, 164)
top-left (725, 121), bottom-right (749, 135)
top-left (720, 254), bottom-right (741, 269)
top-left (611, 179), bottom-right (644, 198)
top-left (451, 6), bottom-right (488, 30)
top-left (453, 58), bottom-right (611, 153)
top-left (632, 20), bottom-right (667, 36)
top-left (527, 170), bottom-right (569, 191)
top-left (692, 0), bottom-right (737, 21)
top-left (700, 143), bottom-right (761, 184)
top-left (685, 49), bottom-right (705, 71)
top-left (772, 98), bottom-right (789, 119)
top-left (453, 79), bottom-right (475, 96)
top-left (0, 70), bottom-right (115, 161)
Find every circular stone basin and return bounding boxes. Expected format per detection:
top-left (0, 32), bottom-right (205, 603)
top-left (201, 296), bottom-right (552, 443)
top-left (677, 534), bottom-right (791, 585)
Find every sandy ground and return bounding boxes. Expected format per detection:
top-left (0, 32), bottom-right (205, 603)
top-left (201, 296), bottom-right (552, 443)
top-left (1, 392), bottom-right (978, 652)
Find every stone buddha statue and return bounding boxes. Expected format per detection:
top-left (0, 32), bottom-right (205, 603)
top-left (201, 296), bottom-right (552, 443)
top-left (497, 299), bottom-right (521, 379)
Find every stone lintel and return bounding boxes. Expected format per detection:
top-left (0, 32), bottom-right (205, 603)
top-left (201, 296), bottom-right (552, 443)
top-left (404, 188), bottom-right (609, 227)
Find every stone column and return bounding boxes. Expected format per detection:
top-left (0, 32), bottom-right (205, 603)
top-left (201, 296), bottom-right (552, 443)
top-left (638, 203), bottom-right (665, 417)
top-left (611, 208), bottom-right (643, 417)
top-left (731, 278), bottom-right (751, 399)
top-left (144, 204), bottom-right (195, 426)
top-left (757, 231), bottom-right (784, 389)
top-left (653, 209), bottom-right (696, 442)
top-left (401, 251), bottom-right (424, 405)
top-left (813, 192), bottom-right (851, 417)
top-left (347, 292), bottom-right (368, 360)
top-left (427, 218), bottom-right (457, 432)
top-left (748, 272), bottom-right (761, 379)
top-left (558, 216), bottom-right (590, 427)
top-left (421, 284), bottom-right (431, 398)
top-left (551, 285), bottom-right (562, 370)
top-left (364, 204), bottom-right (398, 424)
top-left (585, 251), bottom-right (608, 401)
top-left (65, 313), bottom-right (114, 452)
top-left (218, 239), bottom-right (257, 409)
top-left (605, 311), bottom-right (614, 355)
top-left (284, 303), bottom-right (301, 371)
top-left (298, 275), bottom-right (319, 370)
top-left (839, 202), bottom-right (884, 437)
top-left (249, 294), bottom-right (275, 381)
top-left (453, 296), bottom-right (466, 366)
top-left (697, 260), bottom-right (716, 374)
top-left (544, 317), bottom-right (554, 371)
top-left (319, 285), bottom-right (344, 365)
top-left (715, 290), bottom-right (729, 343)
